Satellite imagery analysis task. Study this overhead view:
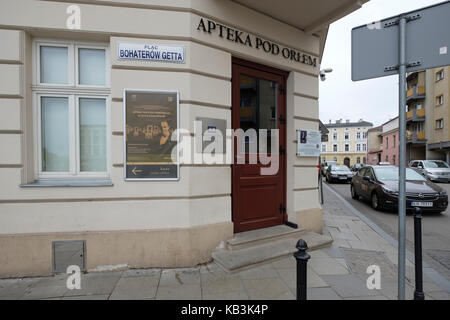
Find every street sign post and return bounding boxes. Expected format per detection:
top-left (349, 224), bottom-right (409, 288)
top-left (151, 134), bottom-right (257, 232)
top-left (352, 1), bottom-right (450, 300)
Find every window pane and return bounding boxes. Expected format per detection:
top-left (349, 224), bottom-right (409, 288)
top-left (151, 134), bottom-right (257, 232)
top-left (79, 98), bottom-right (106, 171)
top-left (41, 97), bottom-right (69, 171)
top-left (79, 48), bottom-right (106, 86)
top-left (40, 46), bottom-right (68, 84)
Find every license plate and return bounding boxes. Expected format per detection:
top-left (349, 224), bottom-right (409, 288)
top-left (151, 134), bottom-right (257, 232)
top-left (411, 201), bottom-right (433, 207)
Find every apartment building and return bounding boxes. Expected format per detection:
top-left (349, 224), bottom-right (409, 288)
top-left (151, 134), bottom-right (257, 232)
top-left (406, 67), bottom-right (450, 164)
top-left (322, 119), bottom-right (373, 167)
top-left (380, 117), bottom-right (399, 165)
top-left (366, 126), bottom-right (382, 165)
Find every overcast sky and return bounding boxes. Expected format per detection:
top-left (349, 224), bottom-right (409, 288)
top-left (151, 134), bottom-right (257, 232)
top-left (319, 0), bottom-right (444, 127)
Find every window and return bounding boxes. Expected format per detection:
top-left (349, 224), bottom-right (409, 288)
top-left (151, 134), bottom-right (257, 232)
top-left (385, 137), bottom-right (389, 148)
top-left (356, 132), bottom-right (361, 140)
top-left (34, 40), bottom-right (110, 179)
top-left (322, 144), bottom-right (326, 152)
top-left (344, 132), bottom-right (349, 140)
top-left (333, 132), bottom-right (338, 141)
top-left (436, 95), bottom-right (444, 106)
top-left (345, 144), bottom-right (349, 152)
top-left (356, 144), bottom-right (361, 151)
top-left (362, 144), bottom-right (366, 151)
top-left (357, 157), bottom-right (361, 164)
top-left (436, 119), bottom-right (444, 129)
top-left (363, 157), bottom-right (366, 164)
top-left (393, 155), bottom-right (396, 165)
top-left (362, 131), bottom-right (367, 139)
top-left (436, 69), bottom-right (444, 81)
top-left (386, 155), bottom-right (389, 162)
top-left (393, 135), bottom-right (396, 148)
top-left (333, 144), bottom-right (338, 152)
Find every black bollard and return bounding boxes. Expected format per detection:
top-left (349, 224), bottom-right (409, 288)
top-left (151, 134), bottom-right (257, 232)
top-left (294, 239), bottom-right (310, 300)
top-left (413, 207), bottom-right (425, 300)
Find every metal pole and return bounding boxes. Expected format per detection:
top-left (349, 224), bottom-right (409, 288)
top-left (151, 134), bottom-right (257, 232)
top-left (294, 239), bottom-right (310, 300)
top-left (413, 208), bottom-right (425, 300)
top-left (398, 16), bottom-right (407, 300)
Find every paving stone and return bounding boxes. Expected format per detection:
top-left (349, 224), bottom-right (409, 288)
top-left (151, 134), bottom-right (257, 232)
top-left (156, 284), bottom-right (202, 300)
top-left (63, 271), bottom-right (122, 297)
top-left (62, 294), bottom-right (109, 300)
top-left (308, 257), bottom-right (349, 276)
top-left (109, 276), bottom-right (159, 300)
top-left (320, 246), bottom-right (345, 258)
top-left (426, 291), bottom-right (450, 300)
top-left (159, 268), bottom-right (200, 287)
top-left (242, 278), bottom-right (294, 300)
top-left (121, 269), bottom-right (161, 278)
top-left (321, 274), bottom-right (381, 298)
top-left (271, 256), bottom-right (296, 270)
top-left (0, 278), bottom-right (39, 299)
top-left (236, 264), bottom-right (279, 280)
top-left (202, 291), bottom-right (249, 300)
top-left (307, 287), bottom-right (342, 300)
top-left (331, 239), bottom-right (351, 249)
top-left (201, 275), bottom-right (245, 296)
top-left (344, 295), bottom-right (388, 300)
top-left (342, 249), bottom-right (397, 280)
top-left (21, 284), bottom-right (68, 300)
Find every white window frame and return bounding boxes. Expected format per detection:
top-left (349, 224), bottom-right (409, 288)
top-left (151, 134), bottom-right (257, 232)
top-left (356, 132), bottom-right (361, 140)
top-left (436, 69), bottom-right (444, 82)
top-left (357, 144), bottom-right (361, 151)
top-left (362, 143), bottom-right (367, 151)
top-left (33, 39), bottom-right (111, 180)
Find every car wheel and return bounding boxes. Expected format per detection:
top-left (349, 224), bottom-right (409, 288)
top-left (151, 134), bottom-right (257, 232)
top-left (351, 185), bottom-right (359, 200)
top-left (371, 192), bottom-right (380, 210)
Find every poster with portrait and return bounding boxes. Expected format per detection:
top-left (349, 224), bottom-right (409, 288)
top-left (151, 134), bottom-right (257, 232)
top-left (124, 90), bottom-right (179, 180)
top-left (297, 129), bottom-right (321, 157)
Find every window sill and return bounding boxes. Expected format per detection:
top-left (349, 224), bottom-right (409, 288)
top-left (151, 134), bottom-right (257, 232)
top-left (20, 178), bottom-right (113, 188)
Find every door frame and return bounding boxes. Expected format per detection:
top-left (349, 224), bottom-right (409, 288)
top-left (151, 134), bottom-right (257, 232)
top-left (231, 57), bottom-right (289, 233)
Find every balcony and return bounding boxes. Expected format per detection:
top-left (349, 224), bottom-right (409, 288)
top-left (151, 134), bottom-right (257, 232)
top-left (406, 108), bottom-right (425, 123)
top-left (406, 86), bottom-right (426, 103)
top-left (406, 131), bottom-right (426, 144)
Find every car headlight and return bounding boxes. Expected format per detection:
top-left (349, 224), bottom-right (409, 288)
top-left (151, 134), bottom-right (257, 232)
top-left (382, 186), bottom-right (398, 195)
top-left (439, 190), bottom-right (447, 196)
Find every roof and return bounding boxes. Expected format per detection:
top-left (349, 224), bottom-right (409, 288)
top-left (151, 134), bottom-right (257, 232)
top-left (325, 121), bottom-right (373, 129)
top-left (367, 125), bottom-right (382, 132)
top-left (319, 120), bottom-right (329, 134)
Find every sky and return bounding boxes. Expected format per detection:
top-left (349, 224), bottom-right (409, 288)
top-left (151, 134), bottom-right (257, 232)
top-left (319, 0), bottom-right (444, 127)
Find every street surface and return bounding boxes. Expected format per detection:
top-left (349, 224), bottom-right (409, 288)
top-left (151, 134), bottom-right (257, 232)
top-left (324, 178), bottom-right (450, 280)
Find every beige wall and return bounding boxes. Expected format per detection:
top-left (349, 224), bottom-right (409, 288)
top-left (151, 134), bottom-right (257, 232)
top-left (0, 0), bottom-right (321, 276)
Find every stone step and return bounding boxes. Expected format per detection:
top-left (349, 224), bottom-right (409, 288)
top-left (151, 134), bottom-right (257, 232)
top-left (213, 231), bottom-right (333, 273)
top-left (227, 225), bottom-right (306, 251)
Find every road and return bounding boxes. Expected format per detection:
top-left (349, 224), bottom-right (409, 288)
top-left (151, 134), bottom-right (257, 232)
top-left (323, 178), bottom-right (450, 280)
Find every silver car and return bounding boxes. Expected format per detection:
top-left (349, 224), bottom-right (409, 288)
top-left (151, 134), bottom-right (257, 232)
top-left (410, 160), bottom-right (450, 183)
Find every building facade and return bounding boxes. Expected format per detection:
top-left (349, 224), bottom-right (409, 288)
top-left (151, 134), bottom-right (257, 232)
top-left (0, 0), bottom-right (367, 277)
top-left (321, 119), bottom-right (373, 167)
top-left (406, 67), bottom-right (450, 164)
top-left (380, 117), bottom-right (399, 165)
top-left (366, 126), bottom-right (382, 165)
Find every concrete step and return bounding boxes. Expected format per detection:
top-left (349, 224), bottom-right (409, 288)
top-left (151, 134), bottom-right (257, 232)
top-left (213, 231), bottom-right (333, 273)
top-left (227, 225), bottom-right (306, 251)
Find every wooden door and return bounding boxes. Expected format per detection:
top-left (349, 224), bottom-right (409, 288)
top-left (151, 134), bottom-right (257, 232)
top-left (232, 58), bottom-right (287, 233)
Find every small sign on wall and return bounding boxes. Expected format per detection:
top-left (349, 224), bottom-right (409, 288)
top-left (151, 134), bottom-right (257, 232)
top-left (118, 43), bottom-right (185, 63)
top-left (297, 129), bottom-right (321, 157)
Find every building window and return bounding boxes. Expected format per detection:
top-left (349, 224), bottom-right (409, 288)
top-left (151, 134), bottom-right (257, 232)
top-left (363, 157), bottom-right (366, 164)
top-left (393, 155), bottom-right (396, 165)
top-left (345, 144), bottom-right (349, 152)
top-left (393, 135), bottom-right (396, 148)
top-left (362, 144), bottom-right (367, 151)
top-left (386, 155), bottom-right (389, 162)
top-left (436, 119), bottom-right (444, 129)
top-left (357, 157), bottom-right (361, 164)
top-left (356, 144), bottom-right (361, 151)
top-left (385, 137), bottom-right (388, 148)
top-left (436, 95), bottom-right (444, 106)
top-left (333, 132), bottom-right (337, 141)
top-left (322, 144), bottom-right (326, 152)
top-left (436, 69), bottom-right (444, 81)
top-left (333, 144), bottom-right (338, 152)
top-left (356, 132), bottom-right (361, 140)
top-left (345, 132), bottom-right (349, 140)
top-left (362, 131), bottom-right (367, 139)
top-left (34, 40), bottom-right (110, 179)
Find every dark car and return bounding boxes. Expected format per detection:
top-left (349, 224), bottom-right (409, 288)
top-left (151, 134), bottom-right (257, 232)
top-left (350, 165), bottom-right (448, 213)
top-left (325, 165), bottom-right (353, 183)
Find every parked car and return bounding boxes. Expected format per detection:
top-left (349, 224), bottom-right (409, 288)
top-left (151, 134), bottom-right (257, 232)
top-left (378, 162), bottom-right (391, 166)
top-left (409, 160), bottom-right (450, 183)
top-left (321, 161), bottom-right (337, 176)
top-left (350, 165), bottom-right (448, 213)
top-left (325, 165), bottom-right (353, 183)
top-left (351, 163), bottom-right (364, 173)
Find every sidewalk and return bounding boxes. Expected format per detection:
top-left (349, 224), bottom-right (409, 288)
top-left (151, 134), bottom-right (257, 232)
top-left (1, 185), bottom-right (449, 300)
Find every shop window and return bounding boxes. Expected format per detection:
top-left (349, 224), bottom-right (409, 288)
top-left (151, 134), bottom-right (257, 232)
top-left (33, 40), bottom-right (110, 179)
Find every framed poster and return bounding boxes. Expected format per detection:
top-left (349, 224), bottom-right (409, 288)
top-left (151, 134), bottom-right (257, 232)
top-left (297, 129), bottom-right (321, 157)
top-left (124, 89), bottom-right (179, 180)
